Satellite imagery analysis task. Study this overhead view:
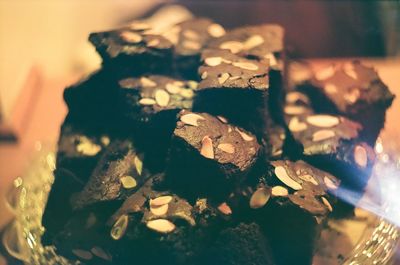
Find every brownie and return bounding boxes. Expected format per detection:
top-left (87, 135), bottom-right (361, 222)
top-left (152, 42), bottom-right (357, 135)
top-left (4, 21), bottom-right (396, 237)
top-left (165, 18), bottom-right (226, 79)
top-left (297, 61), bottom-right (395, 144)
top-left (192, 49), bottom-right (273, 147)
top-left (165, 110), bottom-right (261, 201)
top-left (118, 75), bottom-right (198, 171)
top-left (230, 160), bottom-right (339, 265)
top-left (89, 22), bottom-right (174, 77)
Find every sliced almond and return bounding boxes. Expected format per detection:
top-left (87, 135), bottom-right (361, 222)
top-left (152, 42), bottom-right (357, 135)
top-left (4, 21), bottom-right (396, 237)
top-left (72, 249), bottom-right (93, 260)
top-left (120, 31), bottom-right (142, 43)
top-left (140, 77), bottom-right (157, 87)
top-left (187, 80), bottom-right (198, 89)
top-left (76, 140), bottom-right (101, 156)
top-left (165, 83), bottom-right (182, 94)
top-left (219, 41), bottom-right (244, 54)
top-left (324, 176), bottom-right (339, 190)
top-left (324, 83), bottom-right (338, 94)
top-left (155, 89), bottom-right (170, 107)
top-left (100, 136), bottom-right (110, 146)
top-left (200, 136), bottom-right (214, 159)
top-left (286, 92), bottom-right (310, 104)
top-left (344, 89), bottom-right (360, 103)
top-left (343, 63), bottom-right (358, 80)
top-left (274, 166), bottom-right (302, 190)
top-left (217, 143), bottom-right (235, 154)
top-left (179, 88), bottom-right (193, 98)
top-left (232, 61), bottom-right (259, 71)
top-left (180, 113), bottom-right (205, 126)
top-left (243, 35), bottom-right (264, 50)
top-left (134, 156), bottom-right (143, 175)
top-left (271, 186), bottom-right (289, 197)
top-left (129, 22), bottom-right (151, 31)
top-left (229, 75), bottom-right (241, 81)
top-left (299, 174), bottom-right (318, 186)
top-left (91, 247), bottom-right (112, 261)
top-left (183, 40), bottom-right (201, 50)
top-left (147, 38), bottom-right (160, 48)
top-left (218, 72), bottom-right (230, 84)
top-left (150, 196), bottom-right (173, 207)
top-left (306, 115), bottom-right (339, 128)
top-left (315, 65), bottom-right (335, 81)
top-left (321, 197), bottom-right (333, 212)
top-left (139, 98), bottom-right (156, 105)
top-left (312, 129), bottom-right (335, 142)
top-left (217, 202), bottom-right (232, 215)
top-left (150, 204), bottom-right (169, 216)
top-left (354, 145), bottom-right (368, 168)
top-left (207, 23), bottom-right (226, 37)
top-left (235, 128), bottom-right (254, 141)
top-left (146, 219), bottom-right (176, 233)
top-left (201, 71), bottom-right (208, 79)
top-left (217, 116), bottom-right (228, 123)
top-left (120, 176), bottom-right (137, 189)
top-left (249, 187), bottom-right (271, 209)
top-left (288, 117), bottom-right (308, 132)
top-left (183, 29), bottom-right (200, 40)
top-left (264, 53), bottom-right (277, 67)
top-left (284, 106), bottom-right (307, 115)
top-left (110, 214), bottom-right (129, 240)
top-left (205, 56), bottom-right (222, 67)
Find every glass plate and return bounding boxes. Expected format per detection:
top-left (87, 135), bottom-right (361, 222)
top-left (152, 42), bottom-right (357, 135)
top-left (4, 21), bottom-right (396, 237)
top-left (2, 141), bottom-right (400, 265)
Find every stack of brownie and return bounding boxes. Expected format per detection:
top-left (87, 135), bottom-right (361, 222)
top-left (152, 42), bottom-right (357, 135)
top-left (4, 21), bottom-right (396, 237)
top-left (42, 7), bottom-right (394, 265)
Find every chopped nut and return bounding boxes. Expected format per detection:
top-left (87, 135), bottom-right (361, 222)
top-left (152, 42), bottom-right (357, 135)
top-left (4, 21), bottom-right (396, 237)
top-left (271, 186), bottom-right (289, 197)
top-left (299, 174), bottom-right (318, 186)
top-left (183, 29), bottom-right (200, 40)
top-left (120, 31), bottom-right (142, 43)
top-left (344, 89), bottom-right (360, 103)
top-left (324, 83), bottom-right (338, 94)
top-left (180, 88), bottom-right (194, 99)
top-left (306, 115), bottom-right (340, 128)
top-left (232, 61), bottom-right (259, 71)
top-left (150, 204), bottom-right (169, 216)
top-left (146, 219), bottom-right (176, 233)
top-left (219, 41), bottom-right (244, 54)
top-left (72, 249), bottom-right (93, 260)
top-left (243, 34), bottom-right (264, 50)
top-left (288, 117), bottom-right (307, 132)
top-left (250, 187), bottom-right (271, 209)
top-left (100, 136), bottom-right (110, 146)
top-left (150, 196), bottom-right (173, 207)
top-left (140, 77), bottom-right (157, 87)
top-left (218, 202), bottom-right (232, 215)
top-left (218, 72), bottom-right (230, 84)
top-left (76, 138), bottom-right (101, 156)
top-left (315, 65), bottom-right (335, 81)
top-left (235, 128), bottom-right (254, 141)
top-left (139, 98), bottom-right (156, 105)
top-left (284, 106), bottom-right (307, 115)
top-left (120, 176), bottom-right (137, 189)
top-left (134, 156), bottom-right (143, 175)
top-left (312, 129), bottom-right (335, 142)
top-left (165, 83), bottom-right (181, 94)
top-left (129, 22), bottom-right (151, 31)
top-left (354, 145), bottom-right (368, 168)
top-left (110, 214), bottom-right (129, 240)
top-left (217, 143), bottom-right (235, 154)
top-left (205, 56), bottom-right (222, 66)
top-left (200, 136), bottom-right (214, 159)
top-left (201, 71), bottom-right (208, 79)
top-left (183, 40), bottom-right (201, 50)
top-left (286, 92), bottom-right (309, 104)
top-left (187, 80), bottom-right (198, 89)
top-left (274, 166), bottom-right (302, 190)
top-left (321, 197), bottom-right (333, 212)
top-left (180, 113), bottom-right (205, 126)
top-left (207, 23), bottom-right (226, 37)
top-left (217, 116), bottom-right (228, 123)
top-left (155, 89), bottom-right (170, 107)
top-left (343, 63), bottom-right (358, 80)
top-left (147, 38), bottom-right (160, 47)
top-left (264, 53), bottom-right (278, 67)
top-left (324, 176), bottom-right (339, 190)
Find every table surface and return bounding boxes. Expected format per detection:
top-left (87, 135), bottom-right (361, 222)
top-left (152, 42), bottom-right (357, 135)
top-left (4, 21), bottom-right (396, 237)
top-left (0, 58), bottom-right (399, 265)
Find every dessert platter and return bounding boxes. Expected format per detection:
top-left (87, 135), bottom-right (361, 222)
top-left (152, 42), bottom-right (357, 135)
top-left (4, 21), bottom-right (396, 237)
top-left (2, 5), bottom-right (399, 265)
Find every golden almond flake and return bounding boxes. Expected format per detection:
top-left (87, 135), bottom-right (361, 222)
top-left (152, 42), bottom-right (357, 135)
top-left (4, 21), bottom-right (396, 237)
top-left (155, 89), bottom-right (170, 107)
top-left (217, 115), bottom-right (228, 123)
top-left (217, 143), bottom-right (235, 154)
top-left (324, 176), bottom-right (339, 190)
top-left (72, 249), bottom-right (93, 260)
top-left (218, 72), bottom-right (230, 84)
top-left (235, 128), bottom-right (254, 141)
top-left (249, 187), bottom-right (271, 209)
top-left (274, 166), bottom-right (302, 190)
top-left (129, 22), bottom-right (151, 31)
top-left (120, 176), bottom-right (137, 189)
top-left (147, 38), bottom-right (160, 48)
top-left (284, 105), bottom-right (307, 115)
top-left (243, 34), bottom-right (264, 50)
top-left (299, 174), bottom-right (319, 186)
top-left (271, 186), bottom-right (289, 197)
top-left (286, 92), bottom-right (310, 104)
top-left (150, 204), bottom-right (169, 216)
top-left (312, 129), bottom-right (336, 142)
top-left (306, 115), bottom-right (340, 128)
top-left (139, 98), bottom-right (156, 106)
top-left (201, 71), bottom-right (208, 79)
top-left (264, 53), bottom-right (278, 67)
top-left (187, 80), bottom-right (198, 89)
top-left (315, 65), bottom-right (335, 81)
top-left (219, 41), bottom-right (244, 54)
top-left (76, 138), bottom-right (101, 156)
top-left (150, 196), bottom-right (173, 207)
top-left (120, 31), bottom-right (143, 43)
top-left (140, 77), bottom-right (157, 87)
top-left (343, 63), bottom-right (358, 80)
top-left (110, 214), bottom-right (129, 240)
top-left (183, 29), bottom-right (200, 40)
top-left (288, 117), bottom-right (308, 132)
top-left (146, 219), bottom-right (176, 233)
top-left (180, 113), bottom-right (205, 126)
top-left (205, 56), bottom-right (223, 67)
top-left (134, 156), bottom-right (143, 175)
top-left (180, 88), bottom-right (194, 99)
top-left (165, 83), bottom-right (181, 94)
top-left (229, 75), bottom-right (241, 81)
top-left (218, 202), bottom-right (232, 215)
top-left (91, 247), bottom-right (112, 261)
top-left (324, 83), bottom-right (338, 94)
top-left (183, 40), bottom-right (201, 50)
top-left (232, 61), bottom-right (259, 71)
top-left (200, 136), bottom-right (214, 159)
top-left (344, 89), bottom-right (360, 103)
top-left (354, 145), bottom-right (368, 168)
top-left (100, 136), bottom-right (110, 146)
top-left (321, 197), bottom-right (333, 212)
top-left (207, 23), bottom-right (226, 37)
